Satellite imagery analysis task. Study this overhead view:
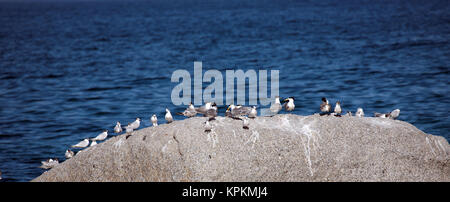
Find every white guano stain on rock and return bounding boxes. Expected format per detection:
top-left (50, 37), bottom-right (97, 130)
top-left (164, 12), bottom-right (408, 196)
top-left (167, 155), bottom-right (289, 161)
top-left (244, 130), bottom-right (260, 149)
top-left (113, 138), bottom-right (124, 149)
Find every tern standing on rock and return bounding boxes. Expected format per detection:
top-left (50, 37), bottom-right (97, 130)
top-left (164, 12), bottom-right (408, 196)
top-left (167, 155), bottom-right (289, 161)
top-left (125, 123), bottom-right (134, 134)
top-left (334, 101), bottom-right (342, 115)
top-left (91, 130), bottom-right (108, 141)
top-left (356, 108), bottom-right (364, 117)
top-left (114, 122), bottom-right (122, 133)
top-left (40, 158), bottom-right (59, 169)
top-left (225, 107), bottom-right (232, 118)
top-left (320, 97), bottom-right (331, 114)
top-left (204, 103), bottom-right (218, 118)
top-left (389, 109), bottom-right (400, 120)
top-left (211, 102), bottom-right (218, 111)
top-left (151, 114), bottom-right (158, 126)
top-left (195, 102), bottom-right (212, 115)
top-left (205, 108), bottom-right (218, 120)
top-left (165, 108), bottom-right (173, 123)
top-left (71, 139), bottom-right (89, 148)
top-left (283, 97), bottom-right (295, 112)
top-left (248, 106), bottom-right (257, 118)
top-left (130, 118), bottom-right (141, 130)
top-left (227, 104), bottom-right (252, 118)
top-left (270, 96), bottom-right (282, 115)
top-left (65, 149), bottom-right (74, 159)
top-left (177, 102), bottom-right (197, 118)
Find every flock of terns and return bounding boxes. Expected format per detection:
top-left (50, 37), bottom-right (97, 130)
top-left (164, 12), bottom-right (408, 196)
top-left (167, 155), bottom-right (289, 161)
top-left (39, 96), bottom-right (400, 170)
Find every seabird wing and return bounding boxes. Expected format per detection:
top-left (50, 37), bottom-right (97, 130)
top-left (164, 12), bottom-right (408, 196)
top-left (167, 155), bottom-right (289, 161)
top-left (236, 107), bottom-right (251, 116)
top-left (204, 109), bottom-right (217, 118)
top-left (195, 106), bottom-right (207, 114)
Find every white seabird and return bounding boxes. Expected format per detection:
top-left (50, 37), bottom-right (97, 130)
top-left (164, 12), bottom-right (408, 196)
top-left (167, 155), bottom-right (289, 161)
top-left (91, 130), bottom-right (108, 141)
top-left (334, 101), bottom-right (342, 115)
top-left (165, 108), bottom-right (173, 123)
top-left (177, 102), bottom-right (197, 118)
top-left (201, 102), bottom-right (218, 118)
top-left (204, 108), bottom-right (218, 120)
top-left (151, 114), bottom-right (158, 126)
top-left (248, 106), bottom-right (257, 118)
top-left (130, 118), bottom-right (141, 130)
top-left (320, 97), bottom-right (331, 114)
top-left (269, 96), bottom-right (282, 115)
top-left (227, 104), bottom-right (252, 118)
top-left (71, 139), bottom-right (89, 148)
top-left (125, 123), bottom-right (134, 134)
top-left (195, 102), bottom-right (212, 115)
top-left (65, 149), bottom-right (74, 159)
top-left (283, 97), bottom-right (295, 112)
top-left (210, 102), bottom-right (218, 111)
top-left (389, 109), bottom-right (400, 120)
top-left (227, 104), bottom-right (236, 115)
top-left (114, 122), bottom-right (122, 133)
top-left (355, 108), bottom-right (364, 117)
top-left (226, 104), bottom-right (238, 118)
top-left (40, 158), bottom-right (59, 169)
top-left (225, 107), bottom-right (232, 118)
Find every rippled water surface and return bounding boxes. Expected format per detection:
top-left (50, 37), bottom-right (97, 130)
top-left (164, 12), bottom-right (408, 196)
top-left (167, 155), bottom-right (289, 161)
top-left (0, 0), bottom-right (449, 181)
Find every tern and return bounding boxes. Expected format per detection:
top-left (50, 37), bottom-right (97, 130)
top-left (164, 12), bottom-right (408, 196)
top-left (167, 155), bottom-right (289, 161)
top-left (355, 108), bottom-right (364, 117)
top-left (334, 101), bottom-right (342, 116)
top-left (227, 104), bottom-right (252, 118)
top-left (269, 96), bottom-right (282, 115)
top-left (125, 123), bottom-right (134, 134)
top-left (151, 114), bottom-right (158, 126)
top-left (71, 139), bottom-right (89, 148)
top-left (114, 122), bottom-right (122, 133)
top-left (389, 109), bottom-right (400, 120)
top-left (130, 118), bottom-right (141, 130)
top-left (195, 102), bottom-right (212, 115)
top-left (40, 158), bottom-right (59, 169)
top-left (165, 108), bottom-right (173, 123)
top-left (225, 107), bottom-right (232, 118)
top-left (320, 97), bottom-right (331, 115)
top-left (204, 108), bottom-right (218, 120)
top-left (65, 149), bottom-right (74, 159)
top-left (177, 102), bottom-right (197, 118)
top-left (248, 106), bottom-right (257, 118)
top-left (210, 102), bottom-right (218, 111)
top-left (91, 130), bottom-right (108, 141)
top-left (283, 97), bottom-right (295, 112)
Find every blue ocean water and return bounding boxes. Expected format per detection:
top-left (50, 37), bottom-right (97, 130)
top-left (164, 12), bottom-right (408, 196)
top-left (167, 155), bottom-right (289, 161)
top-left (0, 0), bottom-right (449, 181)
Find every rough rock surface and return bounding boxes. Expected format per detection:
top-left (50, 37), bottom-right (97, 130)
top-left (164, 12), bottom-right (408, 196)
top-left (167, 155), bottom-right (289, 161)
top-left (32, 114), bottom-right (450, 182)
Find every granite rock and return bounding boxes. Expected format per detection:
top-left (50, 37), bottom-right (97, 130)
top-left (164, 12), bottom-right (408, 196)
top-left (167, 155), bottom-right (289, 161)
top-left (32, 114), bottom-right (450, 182)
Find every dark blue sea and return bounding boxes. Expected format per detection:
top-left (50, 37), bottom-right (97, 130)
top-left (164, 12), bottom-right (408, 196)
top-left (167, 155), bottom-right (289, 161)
top-left (0, 0), bottom-right (449, 181)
